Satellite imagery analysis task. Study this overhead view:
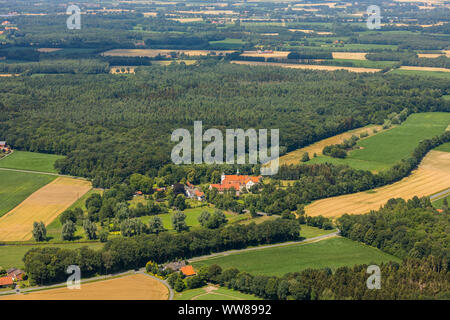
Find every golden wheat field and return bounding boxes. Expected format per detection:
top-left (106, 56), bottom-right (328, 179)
top-left (277, 125), bottom-right (384, 166)
top-left (305, 150), bottom-right (450, 218)
top-left (0, 274), bottom-right (169, 300)
top-left (231, 61), bottom-right (381, 73)
top-left (0, 177), bottom-right (92, 241)
top-left (332, 52), bottom-right (367, 60)
top-left (399, 66), bottom-right (450, 72)
top-left (240, 51), bottom-right (290, 59)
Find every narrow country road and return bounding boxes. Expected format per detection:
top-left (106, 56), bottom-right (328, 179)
top-left (430, 188), bottom-right (450, 201)
top-left (0, 167), bottom-right (85, 179)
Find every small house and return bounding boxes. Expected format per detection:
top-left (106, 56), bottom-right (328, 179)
top-left (7, 268), bottom-right (25, 281)
top-left (180, 265), bottom-right (196, 277)
top-left (0, 276), bottom-right (13, 288)
top-left (164, 261), bottom-right (186, 272)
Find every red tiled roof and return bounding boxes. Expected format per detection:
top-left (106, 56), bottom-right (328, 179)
top-left (194, 190), bottom-right (204, 197)
top-left (210, 183), bottom-right (240, 191)
top-left (180, 265), bottom-right (196, 276)
top-left (0, 276), bottom-right (13, 286)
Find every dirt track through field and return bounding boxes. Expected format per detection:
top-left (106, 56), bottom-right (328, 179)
top-left (305, 150), bottom-right (450, 218)
top-left (0, 274), bottom-right (169, 300)
top-left (0, 177), bottom-right (91, 241)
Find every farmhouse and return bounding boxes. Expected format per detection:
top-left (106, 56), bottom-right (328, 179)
top-left (7, 268), bottom-right (25, 281)
top-left (185, 182), bottom-right (205, 201)
top-left (209, 172), bottom-right (262, 195)
top-left (0, 141), bottom-right (10, 153)
top-left (180, 265), bottom-right (196, 277)
top-left (164, 261), bottom-right (186, 272)
top-left (0, 276), bottom-right (13, 288)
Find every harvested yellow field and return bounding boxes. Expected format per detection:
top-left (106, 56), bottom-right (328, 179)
top-left (332, 52), bottom-right (367, 60)
top-left (278, 125), bottom-right (383, 166)
top-left (103, 49), bottom-right (233, 57)
top-left (241, 51), bottom-right (290, 59)
top-left (37, 48), bottom-right (62, 53)
top-left (399, 66), bottom-right (450, 72)
top-left (231, 60), bottom-right (381, 73)
top-left (305, 150), bottom-right (450, 218)
top-left (168, 18), bottom-right (203, 22)
top-left (0, 274), bottom-right (169, 300)
top-left (417, 53), bottom-right (444, 58)
top-left (0, 177), bottom-right (91, 241)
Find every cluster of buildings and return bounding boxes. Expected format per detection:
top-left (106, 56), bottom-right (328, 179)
top-left (0, 268), bottom-right (25, 288)
top-left (185, 181), bottom-right (205, 201)
top-left (164, 261), bottom-right (196, 277)
top-left (209, 172), bottom-right (262, 196)
top-left (0, 141), bottom-right (11, 153)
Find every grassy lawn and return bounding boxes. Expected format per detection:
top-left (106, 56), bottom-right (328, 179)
top-left (308, 112), bottom-right (450, 172)
top-left (0, 242), bottom-right (104, 269)
top-left (0, 151), bottom-right (64, 173)
top-left (175, 286), bottom-right (261, 300)
top-left (0, 171), bottom-right (56, 217)
top-left (192, 237), bottom-right (400, 276)
top-left (300, 225), bottom-right (336, 239)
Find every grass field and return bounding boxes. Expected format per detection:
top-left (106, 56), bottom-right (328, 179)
top-left (0, 177), bottom-right (92, 241)
top-left (434, 142), bottom-right (450, 153)
top-left (278, 125), bottom-right (383, 167)
top-left (192, 237), bottom-right (399, 276)
top-left (175, 286), bottom-right (262, 300)
top-left (390, 68), bottom-right (450, 79)
top-left (0, 242), bottom-right (104, 269)
top-left (0, 274), bottom-right (168, 300)
top-left (0, 171), bottom-right (56, 218)
top-left (306, 150), bottom-right (450, 217)
top-left (0, 151), bottom-right (64, 173)
top-left (432, 194), bottom-right (450, 209)
top-left (308, 113), bottom-right (450, 172)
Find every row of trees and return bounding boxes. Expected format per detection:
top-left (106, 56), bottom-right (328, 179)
top-left (23, 219), bottom-right (300, 284)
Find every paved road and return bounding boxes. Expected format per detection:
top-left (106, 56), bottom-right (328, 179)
top-left (188, 229), bottom-right (340, 263)
top-left (430, 188), bottom-right (450, 201)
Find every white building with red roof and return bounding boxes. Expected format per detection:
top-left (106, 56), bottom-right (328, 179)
top-left (209, 172), bottom-right (262, 195)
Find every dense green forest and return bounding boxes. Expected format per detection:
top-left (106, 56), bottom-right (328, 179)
top-left (1, 63), bottom-right (448, 187)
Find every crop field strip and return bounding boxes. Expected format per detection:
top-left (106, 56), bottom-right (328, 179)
top-left (0, 274), bottom-right (169, 300)
top-left (305, 150), bottom-right (450, 218)
top-left (0, 177), bottom-right (92, 241)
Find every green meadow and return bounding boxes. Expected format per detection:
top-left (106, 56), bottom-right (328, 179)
top-left (308, 112), bottom-right (450, 172)
top-left (390, 69), bottom-right (450, 79)
top-left (0, 170), bottom-right (56, 217)
top-left (0, 151), bottom-right (64, 173)
top-left (192, 237), bottom-right (400, 276)
top-left (175, 286), bottom-right (262, 300)
top-left (0, 242), bottom-right (104, 269)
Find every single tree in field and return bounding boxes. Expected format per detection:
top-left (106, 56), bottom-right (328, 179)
top-left (197, 210), bottom-right (211, 227)
top-left (172, 211), bottom-right (188, 233)
top-left (148, 216), bottom-right (166, 234)
top-left (83, 219), bottom-right (98, 240)
top-left (62, 220), bottom-right (76, 241)
top-left (32, 221), bottom-right (47, 242)
top-left (301, 152), bottom-right (310, 162)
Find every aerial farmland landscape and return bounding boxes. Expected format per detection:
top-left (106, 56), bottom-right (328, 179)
top-left (0, 0), bottom-right (448, 313)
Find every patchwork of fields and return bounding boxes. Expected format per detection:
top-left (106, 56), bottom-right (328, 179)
top-left (306, 150), bottom-right (450, 217)
top-left (0, 151), bottom-right (64, 173)
top-left (308, 112), bottom-right (450, 172)
top-left (0, 177), bottom-right (92, 241)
